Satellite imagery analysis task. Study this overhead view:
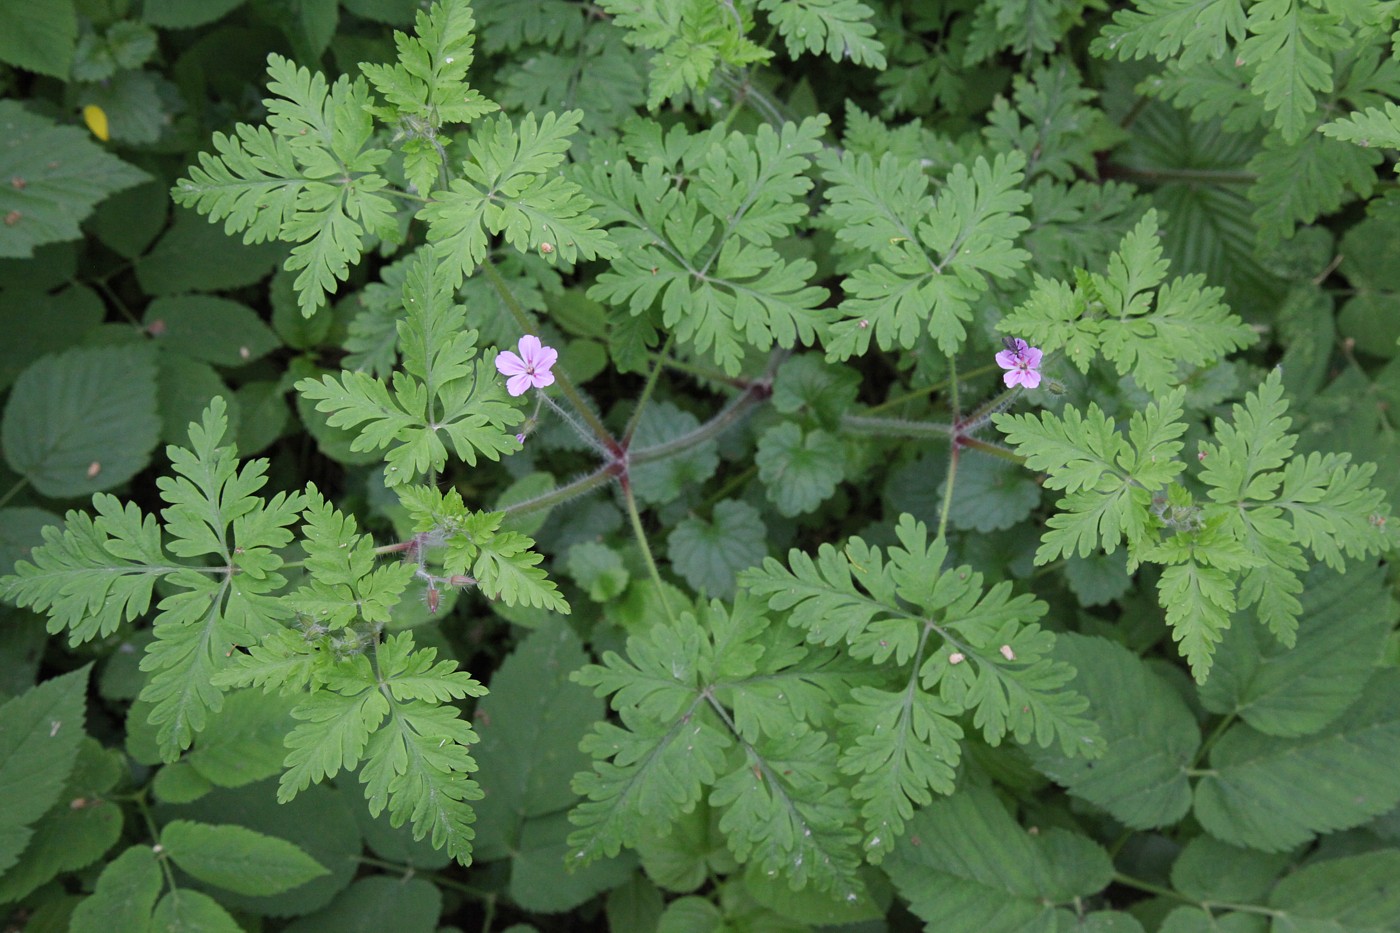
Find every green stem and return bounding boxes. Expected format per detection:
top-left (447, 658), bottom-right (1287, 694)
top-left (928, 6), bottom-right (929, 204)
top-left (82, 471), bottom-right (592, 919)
top-left (624, 335), bottom-right (673, 447)
top-left (622, 478), bottom-right (674, 624)
top-left (1193, 713), bottom-right (1236, 768)
top-left (498, 465), bottom-right (616, 517)
top-left (936, 443), bottom-right (959, 541)
top-left (1112, 873), bottom-right (1188, 903)
top-left (958, 435), bottom-right (1025, 464)
top-left (866, 363), bottom-right (999, 415)
top-left (645, 352), bottom-right (742, 386)
top-left (947, 354), bottom-right (961, 420)
top-left (1104, 164), bottom-right (1257, 185)
top-left (841, 415), bottom-right (956, 439)
top-left (480, 260), bottom-right (619, 452)
top-left (0, 476), bottom-right (29, 509)
top-left (630, 381), bottom-right (768, 465)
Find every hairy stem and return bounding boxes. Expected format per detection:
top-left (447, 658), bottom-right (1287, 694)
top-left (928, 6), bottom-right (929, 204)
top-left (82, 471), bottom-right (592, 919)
top-left (622, 476), bottom-right (675, 623)
top-left (480, 260), bottom-right (620, 454)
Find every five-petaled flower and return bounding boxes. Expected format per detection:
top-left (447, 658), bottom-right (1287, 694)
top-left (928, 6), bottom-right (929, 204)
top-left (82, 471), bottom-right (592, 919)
top-left (495, 335), bottom-right (557, 396)
top-left (995, 337), bottom-right (1042, 389)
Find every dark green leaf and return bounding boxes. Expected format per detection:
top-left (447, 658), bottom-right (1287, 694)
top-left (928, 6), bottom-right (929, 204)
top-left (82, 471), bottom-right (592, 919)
top-left (2, 345), bottom-right (159, 498)
top-left (160, 819), bottom-right (330, 896)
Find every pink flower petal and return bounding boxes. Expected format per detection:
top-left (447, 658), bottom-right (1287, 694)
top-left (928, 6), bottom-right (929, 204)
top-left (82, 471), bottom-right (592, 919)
top-left (1023, 347), bottom-right (1043, 368)
top-left (495, 350), bottom-right (527, 377)
top-left (531, 369), bottom-right (555, 389)
top-left (995, 349), bottom-right (1019, 370)
top-left (1019, 369), bottom-right (1042, 389)
top-left (506, 373), bottom-right (533, 396)
top-left (518, 334), bottom-right (543, 361)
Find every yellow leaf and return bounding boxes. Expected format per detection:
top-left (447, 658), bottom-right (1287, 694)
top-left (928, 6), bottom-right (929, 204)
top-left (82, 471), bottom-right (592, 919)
top-left (83, 105), bottom-right (110, 142)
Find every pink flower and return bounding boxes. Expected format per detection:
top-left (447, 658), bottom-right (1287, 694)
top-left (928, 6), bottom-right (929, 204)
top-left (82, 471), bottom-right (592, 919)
top-left (495, 335), bottom-right (557, 396)
top-left (995, 337), bottom-right (1042, 389)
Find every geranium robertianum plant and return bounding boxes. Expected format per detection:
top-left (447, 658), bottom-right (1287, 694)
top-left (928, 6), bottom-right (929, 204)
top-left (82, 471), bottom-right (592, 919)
top-left (2, 0), bottom-right (1400, 930)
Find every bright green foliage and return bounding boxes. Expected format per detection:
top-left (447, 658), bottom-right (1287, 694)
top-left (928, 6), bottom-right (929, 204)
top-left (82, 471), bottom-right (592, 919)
top-left (740, 514), bottom-right (1101, 860)
top-left (2, 399), bottom-right (304, 756)
top-left (995, 389), bottom-right (1188, 563)
top-left (583, 117), bottom-right (829, 375)
top-left (596, 0), bottom-right (771, 109)
top-left (398, 485), bottom-right (569, 613)
top-left (884, 785), bottom-right (1114, 933)
top-left (171, 0), bottom-right (609, 317)
top-left (569, 595), bottom-right (865, 894)
top-left (297, 253), bottom-right (520, 485)
top-left (421, 109), bottom-right (616, 285)
top-left (998, 370), bottom-right (1391, 680)
top-left (1267, 850), bottom-right (1400, 928)
top-left (360, 0), bottom-right (498, 196)
top-left (290, 487), bottom-right (418, 628)
top-left (998, 210), bottom-right (1256, 393)
top-left (1093, 0), bottom-right (1248, 68)
top-left (298, 256), bottom-right (518, 487)
top-left (818, 148), bottom-right (1031, 359)
top-left (218, 626), bottom-right (486, 864)
top-left (172, 54), bottom-right (395, 316)
top-left (757, 0), bottom-right (886, 68)
top-left (1094, 0), bottom-right (1367, 142)
top-left (1321, 99), bottom-right (1400, 151)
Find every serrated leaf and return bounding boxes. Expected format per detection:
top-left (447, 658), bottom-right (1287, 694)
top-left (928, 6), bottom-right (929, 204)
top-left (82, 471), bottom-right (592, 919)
top-left (1, 345), bottom-right (160, 498)
top-left (821, 150), bottom-right (1030, 359)
top-left (756, 422), bottom-right (845, 517)
top-left (1029, 635), bottom-right (1198, 828)
top-left (472, 624), bottom-right (600, 861)
top-left (144, 296), bottom-right (281, 368)
top-left (161, 820), bottom-right (329, 896)
top-left (666, 499), bottom-right (768, 599)
top-left (69, 845), bottom-right (161, 933)
top-left (0, 738), bottom-right (125, 903)
top-left (0, 0), bottom-right (77, 77)
top-left (150, 889), bottom-right (242, 933)
top-left (1193, 669), bottom-right (1400, 852)
top-left (1198, 562), bottom-right (1393, 737)
top-left (885, 786), bottom-right (1113, 933)
top-left (424, 110), bottom-right (614, 283)
top-left (1267, 850), bottom-right (1400, 929)
top-left (0, 101), bottom-right (147, 256)
top-left (757, 0), bottom-right (886, 67)
top-left (0, 666), bottom-right (90, 876)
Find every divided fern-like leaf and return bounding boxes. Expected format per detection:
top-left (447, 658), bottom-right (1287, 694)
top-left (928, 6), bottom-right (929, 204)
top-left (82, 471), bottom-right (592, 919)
top-left (296, 252), bottom-right (520, 485)
top-left (421, 109), bottom-right (616, 283)
top-left (3, 399), bottom-right (304, 758)
top-left (569, 597), bottom-right (864, 893)
top-left (819, 149), bottom-right (1031, 359)
top-left (173, 55), bottom-right (395, 316)
top-left (998, 210), bottom-right (1256, 393)
top-left (582, 117), bottom-right (830, 375)
top-left (739, 514), bottom-right (1101, 859)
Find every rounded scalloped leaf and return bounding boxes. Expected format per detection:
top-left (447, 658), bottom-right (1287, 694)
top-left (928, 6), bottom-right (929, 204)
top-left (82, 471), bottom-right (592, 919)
top-left (1, 344), bottom-right (160, 499)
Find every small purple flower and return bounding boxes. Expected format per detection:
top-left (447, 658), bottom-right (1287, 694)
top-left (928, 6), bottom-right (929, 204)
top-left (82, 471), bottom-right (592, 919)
top-left (995, 337), bottom-right (1042, 389)
top-left (495, 335), bottom-right (557, 397)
